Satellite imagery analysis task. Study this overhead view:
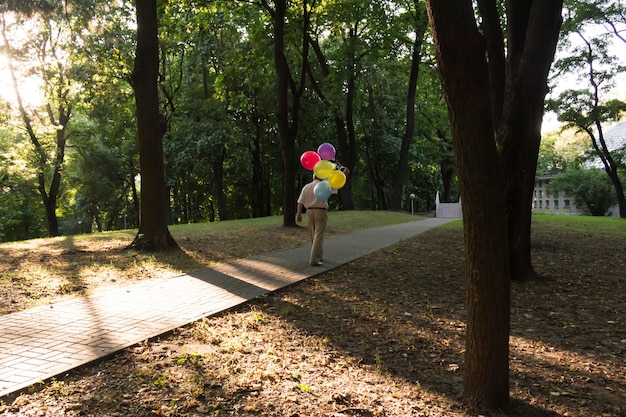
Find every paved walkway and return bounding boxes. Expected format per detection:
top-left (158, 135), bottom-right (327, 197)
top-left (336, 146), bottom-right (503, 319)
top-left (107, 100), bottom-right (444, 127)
top-left (0, 217), bottom-right (456, 399)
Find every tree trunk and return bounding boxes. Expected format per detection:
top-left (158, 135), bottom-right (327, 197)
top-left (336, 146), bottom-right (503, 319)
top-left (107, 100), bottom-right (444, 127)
top-left (272, 0), bottom-right (295, 226)
top-left (251, 93), bottom-right (269, 217)
top-left (28, 105), bottom-right (69, 238)
top-left (592, 124), bottom-right (626, 218)
top-left (609, 173), bottom-right (626, 218)
top-left (337, 27), bottom-right (359, 211)
top-left (306, 33), bottom-right (355, 211)
top-left (391, 1), bottom-right (427, 211)
top-left (265, 0), bottom-right (308, 226)
top-left (438, 128), bottom-right (455, 203)
top-left (129, 0), bottom-right (178, 251)
top-left (213, 145), bottom-right (230, 221)
top-left (497, 1), bottom-right (563, 282)
top-left (426, 0), bottom-right (511, 410)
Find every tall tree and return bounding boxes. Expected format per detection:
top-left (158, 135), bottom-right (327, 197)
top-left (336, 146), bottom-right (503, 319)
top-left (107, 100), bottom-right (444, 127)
top-left (425, 0), bottom-right (563, 410)
top-left (1, 5), bottom-right (79, 237)
top-left (262, 0), bottom-right (310, 226)
top-left (128, 0), bottom-right (178, 250)
top-left (70, 0), bottom-right (140, 231)
top-left (548, 0), bottom-right (626, 217)
top-left (306, 0), bottom-right (402, 210)
top-left (483, 1), bottom-right (564, 283)
top-left (390, 0), bottom-right (428, 210)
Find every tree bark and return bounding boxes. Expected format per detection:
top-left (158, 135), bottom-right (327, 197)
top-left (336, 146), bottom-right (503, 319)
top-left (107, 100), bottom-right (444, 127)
top-left (129, 0), bottom-right (178, 251)
top-left (44, 104), bottom-right (70, 237)
top-left (437, 128), bottom-right (455, 203)
top-left (391, 0), bottom-right (427, 211)
top-left (592, 125), bottom-right (626, 218)
top-left (213, 145), bottom-right (230, 221)
top-left (496, 1), bottom-right (563, 281)
top-left (250, 92), bottom-right (271, 217)
top-left (265, 0), bottom-right (308, 226)
top-left (426, 0), bottom-right (564, 409)
top-left (273, 0), bottom-right (295, 226)
top-left (426, 0), bottom-right (511, 410)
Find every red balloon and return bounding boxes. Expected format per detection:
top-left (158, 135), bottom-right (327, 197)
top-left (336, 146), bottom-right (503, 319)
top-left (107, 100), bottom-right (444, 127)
top-left (300, 151), bottom-right (321, 170)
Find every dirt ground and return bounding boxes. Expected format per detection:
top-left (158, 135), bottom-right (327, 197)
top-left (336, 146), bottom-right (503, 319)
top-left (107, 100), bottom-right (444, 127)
top-left (0, 220), bottom-right (625, 416)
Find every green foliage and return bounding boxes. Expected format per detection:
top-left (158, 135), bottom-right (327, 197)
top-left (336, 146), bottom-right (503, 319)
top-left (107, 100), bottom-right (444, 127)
top-left (0, 126), bottom-right (47, 242)
top-left (547, 168), bottom-right (618, 216)
top-left (549, 1), bottom-right (626, 129)
top-left (0, 174), bottom-right (47, 242)
top-left (1, 0), bottom-right (455, 239)
top-left (157, 0), bottom-right (283, 222)
top-left (537, 132), bottom-right (571, 175)
top-left (547, 1), bottom-right (626, 217)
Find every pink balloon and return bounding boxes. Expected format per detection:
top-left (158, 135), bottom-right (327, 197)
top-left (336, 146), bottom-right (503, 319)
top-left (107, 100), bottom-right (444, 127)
top-left (300, 151), bottom-right (321, 170)
top-left (317, 143), bottom-right (336, 160)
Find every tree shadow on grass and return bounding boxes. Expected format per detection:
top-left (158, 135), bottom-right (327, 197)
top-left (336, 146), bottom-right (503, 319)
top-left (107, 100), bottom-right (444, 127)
top-left (252, 225), bottom-right (625, 416)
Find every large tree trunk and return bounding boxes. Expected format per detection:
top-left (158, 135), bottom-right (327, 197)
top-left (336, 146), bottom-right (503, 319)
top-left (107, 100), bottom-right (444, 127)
top-left (44, 106), bottom-right (69, 237)
top-left (129, 0), bottom-right (178, 251)
top-left (496, 1), bottom-right (563, 281)
top-left (391, 0), bottom-right (427, 211)
top-left (273, 0), bottom-right (296, 226)
top-left (426, 0), bottom-right (511, 410)
top-left (336, 27), bottom-right (360, 211)
top-left (265, 0), bottom-right (308, 226)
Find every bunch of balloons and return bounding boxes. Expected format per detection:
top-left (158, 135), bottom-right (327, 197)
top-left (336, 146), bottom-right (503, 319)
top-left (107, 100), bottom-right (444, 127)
top-left (300, 143), bottom-right (347, 200)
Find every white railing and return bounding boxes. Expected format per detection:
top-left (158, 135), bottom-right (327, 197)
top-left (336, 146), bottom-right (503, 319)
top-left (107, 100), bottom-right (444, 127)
top-left (435, 191), bottom-right (462, 218)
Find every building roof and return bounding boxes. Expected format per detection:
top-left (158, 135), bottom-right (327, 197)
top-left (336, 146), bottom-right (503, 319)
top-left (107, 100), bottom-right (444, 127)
top-left (587, 121), bottom-right (626, 169)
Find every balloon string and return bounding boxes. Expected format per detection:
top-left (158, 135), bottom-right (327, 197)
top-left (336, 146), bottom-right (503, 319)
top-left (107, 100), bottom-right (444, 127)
top-left (332, 159), bottom-right (344, 170)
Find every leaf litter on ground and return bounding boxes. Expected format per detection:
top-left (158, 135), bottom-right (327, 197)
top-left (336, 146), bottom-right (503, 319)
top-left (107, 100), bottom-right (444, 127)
top-left (0, 213), bottom-right (625, 416)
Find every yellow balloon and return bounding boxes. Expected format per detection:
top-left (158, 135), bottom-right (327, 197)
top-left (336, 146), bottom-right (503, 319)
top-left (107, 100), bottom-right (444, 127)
top-left (328, 170), bottom-right (346, 189)
top-left (313, 160), bottom-right (334, 179)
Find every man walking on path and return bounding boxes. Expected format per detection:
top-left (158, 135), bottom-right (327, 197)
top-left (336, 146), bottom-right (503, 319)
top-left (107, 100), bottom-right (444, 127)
top-left (296, 168), bottom-right (349, 266)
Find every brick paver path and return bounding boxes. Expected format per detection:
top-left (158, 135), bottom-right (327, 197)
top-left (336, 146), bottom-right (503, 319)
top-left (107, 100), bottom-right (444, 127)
top-left (0, 217), bottom-right (455, 398)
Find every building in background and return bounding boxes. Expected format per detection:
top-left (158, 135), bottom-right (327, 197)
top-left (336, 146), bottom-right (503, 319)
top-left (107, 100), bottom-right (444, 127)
top-left (532, 170), bottom-right (584, 215)
top-left (534, 121), bottom-right (625, 216)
